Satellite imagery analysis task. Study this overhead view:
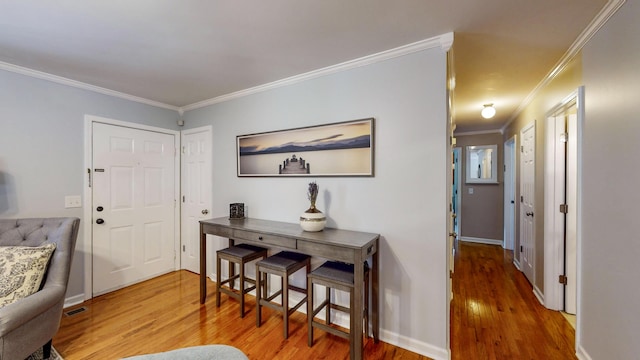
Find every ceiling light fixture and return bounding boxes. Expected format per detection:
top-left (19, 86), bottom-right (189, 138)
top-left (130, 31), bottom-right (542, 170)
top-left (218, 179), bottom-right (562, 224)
top-left (481, 104), bottom-right (496, 119)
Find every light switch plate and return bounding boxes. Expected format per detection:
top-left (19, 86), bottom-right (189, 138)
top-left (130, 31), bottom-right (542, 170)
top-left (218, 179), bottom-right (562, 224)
top-left (468, 188), bottom-right (474, 194)
top-left (65, 195), bottom-right (82, 208)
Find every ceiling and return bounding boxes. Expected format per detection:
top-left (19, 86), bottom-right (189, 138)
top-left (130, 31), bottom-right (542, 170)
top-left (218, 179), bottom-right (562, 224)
top-left (0, 0), bottom-right (608, 132)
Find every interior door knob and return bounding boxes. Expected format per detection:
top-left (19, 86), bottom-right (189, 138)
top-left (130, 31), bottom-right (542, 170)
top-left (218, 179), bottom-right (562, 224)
top-left (201, 209), bottom-right (209, 215)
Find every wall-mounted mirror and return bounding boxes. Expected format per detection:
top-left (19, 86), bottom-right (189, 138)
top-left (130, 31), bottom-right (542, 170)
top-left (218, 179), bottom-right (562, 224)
top-left (466, 145), bottom-right (498, 184)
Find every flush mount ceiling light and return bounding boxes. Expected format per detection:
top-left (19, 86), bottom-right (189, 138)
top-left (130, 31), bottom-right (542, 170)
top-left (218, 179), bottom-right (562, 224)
top-left (481, 104), bottom-right (496, 119)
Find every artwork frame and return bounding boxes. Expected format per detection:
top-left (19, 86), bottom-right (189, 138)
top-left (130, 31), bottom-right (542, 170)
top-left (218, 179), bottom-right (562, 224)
top-left (237, 118), bottom-right (374, 177)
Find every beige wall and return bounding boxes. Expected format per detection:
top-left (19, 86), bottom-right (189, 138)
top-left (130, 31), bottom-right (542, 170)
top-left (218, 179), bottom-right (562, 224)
top-left (503, 56), bottom-right (582, 293)
top-left (580, 0), bottom-right (640, 357)
top-left (455, 132), bottom-right (504, 241)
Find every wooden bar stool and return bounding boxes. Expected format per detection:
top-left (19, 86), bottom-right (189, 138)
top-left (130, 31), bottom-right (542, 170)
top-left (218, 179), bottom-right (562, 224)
top-left (216, 243), bottom-right (268, 318)
top-left (256, 251), bottom-right (311, 339)
top-left (307, 261), bottom-right (370, 359)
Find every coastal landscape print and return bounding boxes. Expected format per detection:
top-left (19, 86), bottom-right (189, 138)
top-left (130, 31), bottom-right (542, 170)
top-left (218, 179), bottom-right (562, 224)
top-left (237, 118), bottom-right (374, 177)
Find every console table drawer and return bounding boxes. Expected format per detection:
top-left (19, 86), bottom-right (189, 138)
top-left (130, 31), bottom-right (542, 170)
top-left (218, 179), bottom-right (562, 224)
top-left (297, 241), bottom-right (353, 263)
top-left (233, 229), bottom-right (296, 249)
top-left (204, 224), bottom-right (233, 239)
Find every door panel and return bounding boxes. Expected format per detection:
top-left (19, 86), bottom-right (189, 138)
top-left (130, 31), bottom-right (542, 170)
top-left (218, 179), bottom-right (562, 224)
top-left (93, 123), bottom-right (176, 295)
top-left (565, 111), bottom-right (578, 314)
top-left (181, 127), bottom-right (212, 274)
top-left (520, 122), bottom-right (536, 284)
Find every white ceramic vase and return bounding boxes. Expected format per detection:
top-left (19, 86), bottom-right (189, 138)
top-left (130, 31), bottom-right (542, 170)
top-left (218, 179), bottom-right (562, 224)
top-left (300, 205), bottom-right (326, 232)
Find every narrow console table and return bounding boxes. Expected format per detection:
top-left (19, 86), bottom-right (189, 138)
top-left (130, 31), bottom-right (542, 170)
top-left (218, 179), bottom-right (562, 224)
top-left (200, 217), bottom-right (379, 359)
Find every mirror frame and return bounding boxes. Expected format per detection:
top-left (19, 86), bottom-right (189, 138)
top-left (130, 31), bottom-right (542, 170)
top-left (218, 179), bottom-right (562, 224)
top-left (466, 144), bottom-right (498, 184)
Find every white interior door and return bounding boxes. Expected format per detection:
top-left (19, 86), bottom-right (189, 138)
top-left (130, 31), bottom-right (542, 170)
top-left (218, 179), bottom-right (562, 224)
top-left (565, 111), bottom-right (578, 314)
top-left (92, 123), bottom-right (176, 295)
top-left (181, 126), bottom-right (212, 274)
top-left (504, 137), bottom-right (516, 250)
top-left (520, 122), bottom-right (536, 284)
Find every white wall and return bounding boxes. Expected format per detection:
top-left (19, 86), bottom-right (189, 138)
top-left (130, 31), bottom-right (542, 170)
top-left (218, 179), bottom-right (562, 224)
top-left (184, 48), bottom-right (449, 357)
top-left (580, 0), bottom-right (640, 358)
top-left (0, 69), bottom-right (179, 299)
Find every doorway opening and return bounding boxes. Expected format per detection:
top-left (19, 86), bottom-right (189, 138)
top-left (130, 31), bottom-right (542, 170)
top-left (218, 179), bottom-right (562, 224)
top-left (452, 147), bottom-right (461, 238)
top-left (543, 87), bottom-right (584, 323)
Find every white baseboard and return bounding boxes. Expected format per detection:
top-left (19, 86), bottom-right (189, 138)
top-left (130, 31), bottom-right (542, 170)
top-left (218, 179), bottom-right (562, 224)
top-left (533, 286), bottom-right (545, 305)
top-left (380, 328), bottom-right (449, 360)
top-left (576, 344), bottom-right (593, 360)
top-left (64, 294), bottom-right (86, 309)
top-left (513, 258), bottom-right (522, 270)
top-left (460, 236), bottom-right (503, 246)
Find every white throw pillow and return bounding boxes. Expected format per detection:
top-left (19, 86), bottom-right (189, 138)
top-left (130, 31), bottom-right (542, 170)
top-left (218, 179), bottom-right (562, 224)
top-left (0, 243), bottom-right (56, 307)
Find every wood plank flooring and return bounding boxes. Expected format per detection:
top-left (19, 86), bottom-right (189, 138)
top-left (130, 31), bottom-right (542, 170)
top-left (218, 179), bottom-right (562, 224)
top-left (450, 241), bottom-right (576, 359)
top-left (54, 271), bottom-right (428, 359)
top-left (54, 241), bottom-right (575, 359)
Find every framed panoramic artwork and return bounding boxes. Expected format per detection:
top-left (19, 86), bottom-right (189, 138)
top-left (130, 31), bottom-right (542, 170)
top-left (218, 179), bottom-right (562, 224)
top-left (237, 118), bottom-right (374, 177)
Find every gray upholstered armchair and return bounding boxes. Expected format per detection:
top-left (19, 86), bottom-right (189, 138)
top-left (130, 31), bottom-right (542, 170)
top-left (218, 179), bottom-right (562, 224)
top-left (0, 217), bottom-right (80, 360)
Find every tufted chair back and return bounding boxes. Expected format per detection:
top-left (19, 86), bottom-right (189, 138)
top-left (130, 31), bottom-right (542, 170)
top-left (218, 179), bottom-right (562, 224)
top-left (0, 217), bottom-right (80, 360)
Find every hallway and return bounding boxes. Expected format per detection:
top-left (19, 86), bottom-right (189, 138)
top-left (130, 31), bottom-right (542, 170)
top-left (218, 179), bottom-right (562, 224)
top-left (450, 242), bottom-right (576, 359)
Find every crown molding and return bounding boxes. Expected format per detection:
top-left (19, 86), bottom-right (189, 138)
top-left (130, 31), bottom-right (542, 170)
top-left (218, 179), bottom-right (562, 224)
top-left (0, 61), bottom-right (179, 111)
top-left (439, 32), bottom-right (454, 52)
top-left (501, 0), bottom-right (626, 133)
top-left (0, 31), bottom-right (454, 114)
top-left (182, 32), bottom-right (454, 112)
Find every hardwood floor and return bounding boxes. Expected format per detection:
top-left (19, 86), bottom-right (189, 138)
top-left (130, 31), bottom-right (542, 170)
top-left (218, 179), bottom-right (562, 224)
top-left (450, 241), bottom-right (577, 359)
top-left (54, 271), bottom-right (428, 359)
top-left (55, 242), bottom-right (575, 359)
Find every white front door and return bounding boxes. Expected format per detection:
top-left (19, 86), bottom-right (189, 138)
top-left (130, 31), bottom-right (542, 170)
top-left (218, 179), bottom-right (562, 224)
top-left (180, 126), bottom-right (212, 274)
top-left (92, 123), bottom-right (176, 295)
top-left (520, 122), bottom-right (536, 284)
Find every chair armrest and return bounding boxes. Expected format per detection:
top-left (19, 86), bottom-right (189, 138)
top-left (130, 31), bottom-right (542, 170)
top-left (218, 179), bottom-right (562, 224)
top-left (0, 284), bottom-right (65, 336)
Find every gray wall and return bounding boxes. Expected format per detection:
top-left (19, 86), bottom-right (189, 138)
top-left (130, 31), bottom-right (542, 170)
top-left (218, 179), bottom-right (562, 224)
top-left (455, 133), bottom-right (504, 241)
top-left (581, 0), bottom-right (640, 357)
top-left (184, 48), bottom-right (449, 357)
top-left (0, 69), bottom-right (179, 298)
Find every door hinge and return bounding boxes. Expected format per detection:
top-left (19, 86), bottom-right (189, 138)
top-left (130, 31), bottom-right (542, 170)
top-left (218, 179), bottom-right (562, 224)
top-left (560, 204), bottom-right (568, 213)
top-left (521, 146), bottom-right (524, 153)
top-left (183, 245), bottom-right (186, 252)
top-left (182, 146), bottom-right (186, 154)
top-left (87, 168), bottom-right (92, 188)
top-left (520, 245), bottom-right (523, 252)
top-left (520, 195), bottom-right (524, 202)
top-left (559, 275), bottom-right (568, 285)
top-left (182, 195), bottom-right (186, 203)
top-left (449, 270), bottom-right (453, 279)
